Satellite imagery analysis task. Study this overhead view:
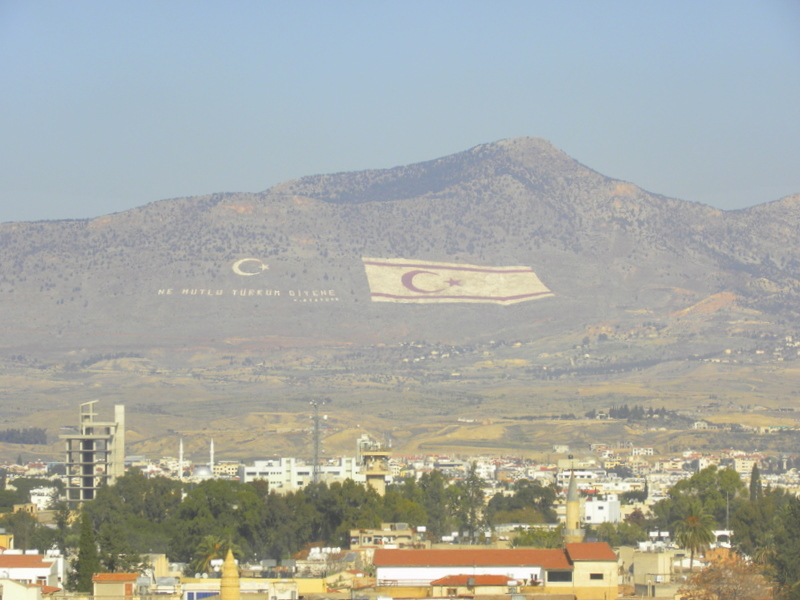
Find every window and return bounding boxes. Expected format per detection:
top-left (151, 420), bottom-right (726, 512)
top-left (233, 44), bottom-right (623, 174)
top-left (547, 571), bottom-right (572, 582)
top-left (590, 573), bottom-right (604, 580)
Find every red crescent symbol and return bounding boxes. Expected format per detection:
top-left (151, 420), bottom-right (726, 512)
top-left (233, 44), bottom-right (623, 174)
top-left (401, 270), bottom-right (448, 294)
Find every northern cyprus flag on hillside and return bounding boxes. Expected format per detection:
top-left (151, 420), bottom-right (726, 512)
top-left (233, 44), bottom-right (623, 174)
top-left (362, 258), bottom-right (554, 305)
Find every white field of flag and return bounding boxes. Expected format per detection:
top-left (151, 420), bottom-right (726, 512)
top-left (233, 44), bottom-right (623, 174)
top-left (362, 258), bottom-right (554, 305)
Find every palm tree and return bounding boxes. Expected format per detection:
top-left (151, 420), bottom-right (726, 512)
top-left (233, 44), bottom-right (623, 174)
top-left (192, 535), bottom-right (242, 574)
top-left (752, 531), bottom-right (776, 571)
top-left (674, 501), bottom-right (716, 574)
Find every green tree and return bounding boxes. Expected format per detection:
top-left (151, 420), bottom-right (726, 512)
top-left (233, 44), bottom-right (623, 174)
top-left (6, 478), bottom-right (62, 505)
top-left (589, 521), bottom-right (647, 547)
top-left (380, 489), bottom-right (427, 525)
top-left (253, 489), bottom-right (316, 560)
top-left (624, 508), bottom-right (647, 529)
top-left (651, 466), bottom-right (743, 531)
top-left (97, 521), bottom-right (144, 573)
top-left (167, 479), bottom-right (259, 562)
top-left (731, 487), bottom-right (789, 558)
top-left (674, 501), bottom-right (716, 574)
top-left (417, 470), bottom-right (453, 541)
top-left (0, 510), bottom-right (38, 550)
top-left (749, 464), bottom-right (763, 502)
top-left (620, 490), bottom-right (647, 504)
top-left (770, 496), bottom-right (800, 600)
top-left (53, 501), bottom-right (73, 554)
top-left (71, 512), bottom-right (101, 592)
top-left (512, 525), bottom-right (563, 548)
top-left (485, 479), bottom-right (557, 526)
top-left (82, 471), bottom-right (183, 556)
top-left (0, 488), bottom-right (24, 511)
top-left (450, 463), bottom-right (485, 542)
top-left (307, 479), bottom-right (382, 545)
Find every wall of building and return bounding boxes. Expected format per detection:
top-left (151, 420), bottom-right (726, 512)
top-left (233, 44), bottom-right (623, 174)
top-left (571, 560), bottom-right (618, 600)
top-left (376, 565), bottom-right (543, 584)
top-left (0, 579), bottom-right (43, 600)
top-left (584, 495), bottom-right (621, 525)
top-left (632, 550), bottom-right (676, 586)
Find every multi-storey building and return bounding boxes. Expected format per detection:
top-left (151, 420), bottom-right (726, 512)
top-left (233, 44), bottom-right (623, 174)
top-left (238, 457), bottom-right (363, 492)
top-left (60, 401), bottom-right (125, 506)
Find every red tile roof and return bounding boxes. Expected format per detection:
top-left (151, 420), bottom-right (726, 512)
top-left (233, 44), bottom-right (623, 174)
top-left (0, 555), bottom-right (49, 569)
top-left (431, 574), bottom-right (515, 586)
top-left (373, 549), bottom-right (571, 570)
top-left (92, 573), bottom-right (140, 582)
top-left (565, 542), bottom-right (617, 561)
top-left (37, 585), bottom-right (62, 595)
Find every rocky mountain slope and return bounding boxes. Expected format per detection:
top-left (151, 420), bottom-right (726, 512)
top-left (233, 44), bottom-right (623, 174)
top-left (1, 137), bottom-right (798, 356)
top-left (3, 137), bottom-right (800, 460)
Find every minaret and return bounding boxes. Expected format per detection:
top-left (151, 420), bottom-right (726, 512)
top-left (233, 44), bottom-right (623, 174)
top-left (209, 438), bottom-right (215, 473)
top-left (563, 470), bottom-right (585, 544)
top-left (219, 549), bottom-right (240, 600)
top-left (179, 438), bottom-right (184, 478)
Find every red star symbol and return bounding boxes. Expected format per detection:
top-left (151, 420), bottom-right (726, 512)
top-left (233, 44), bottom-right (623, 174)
top-left (446, 278), bottom-right (462, 287)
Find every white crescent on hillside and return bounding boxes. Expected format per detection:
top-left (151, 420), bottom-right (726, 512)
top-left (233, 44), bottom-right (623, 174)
top-left (232, 258), bottom-right (269, 276)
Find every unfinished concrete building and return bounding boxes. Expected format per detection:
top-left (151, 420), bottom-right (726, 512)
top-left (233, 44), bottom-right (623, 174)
top-left (61, 401), bottom-right (125, 506)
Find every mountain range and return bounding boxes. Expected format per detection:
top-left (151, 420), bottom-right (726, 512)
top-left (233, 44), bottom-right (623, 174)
top-left (1, 137), bottom-right (799, 460)
top-left (2, 136), bottom-right (798, 356)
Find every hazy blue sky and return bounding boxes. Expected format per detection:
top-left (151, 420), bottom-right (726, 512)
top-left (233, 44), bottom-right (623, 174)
top-left (1, 1), bottom-right (799, 223)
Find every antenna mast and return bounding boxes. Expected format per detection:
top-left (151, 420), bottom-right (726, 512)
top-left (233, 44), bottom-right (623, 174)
top-left (310, 400), bottom-right (324, 483)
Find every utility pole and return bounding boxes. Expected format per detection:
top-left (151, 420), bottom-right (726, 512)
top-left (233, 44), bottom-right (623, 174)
top-left (726, 491), bottom-right (730, 530)
top-left (310, 400), bottom-right (324, 484)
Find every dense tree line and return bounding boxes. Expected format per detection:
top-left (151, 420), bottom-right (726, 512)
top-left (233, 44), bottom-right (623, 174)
top-left (0, 476), bottom-right (61, 511)
top-left (39, 466), bottom-right (555, 586)
top-left (10, 462), bottom-right (800, 598)
top-left (584, 405), bottom-right (672, 421)
top-left (645, 464), bottom-right (800, 598)
top-left (0, 427), bottom-right (47, 445)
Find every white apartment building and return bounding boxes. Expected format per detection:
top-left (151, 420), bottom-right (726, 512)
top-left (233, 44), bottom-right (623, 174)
top-left (28, 487), bottom-right (56, 511)
top-left (631, 447), bottom-right (654, 457)
top-left (556, 469), bottom-right (607, 489)
top-left (238, 457), bottom-right (365, 492)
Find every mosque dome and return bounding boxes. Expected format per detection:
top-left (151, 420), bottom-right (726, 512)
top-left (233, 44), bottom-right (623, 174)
top-left (193, 465), bottom-right (213, 479)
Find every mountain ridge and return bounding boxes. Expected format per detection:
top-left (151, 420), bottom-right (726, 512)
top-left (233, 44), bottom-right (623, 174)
top-left (2, 137), bottom-right (800, 460)
top-left (0, 136), bottom-right (798, 357)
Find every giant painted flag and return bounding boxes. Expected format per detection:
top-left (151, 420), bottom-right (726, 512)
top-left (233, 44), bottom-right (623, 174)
top-left (362, 258), bottom-right (554, 305)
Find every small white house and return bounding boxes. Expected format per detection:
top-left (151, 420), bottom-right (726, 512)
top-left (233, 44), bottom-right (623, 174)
top-left (584, 494), bottom-right (621, 525)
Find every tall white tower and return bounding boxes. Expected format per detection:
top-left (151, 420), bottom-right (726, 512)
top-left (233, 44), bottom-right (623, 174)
top-left (209, 438), bottom-right (215, 472)
top-left (179, 438), bottom-right (184, 478)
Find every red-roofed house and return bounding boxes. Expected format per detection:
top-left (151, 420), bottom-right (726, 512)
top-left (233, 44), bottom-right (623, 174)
top-left (373, 544), bottom-right (617, 600)
top-left (565, 543), bottom-right (619, 598)
top-left (0, 555), bottom-right (59, 587)
top-left (92, 573), bottom-right (139, 598)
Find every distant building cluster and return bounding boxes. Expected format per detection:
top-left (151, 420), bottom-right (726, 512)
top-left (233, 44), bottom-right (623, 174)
top-left (3, 400), bottom-right (798, 600)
